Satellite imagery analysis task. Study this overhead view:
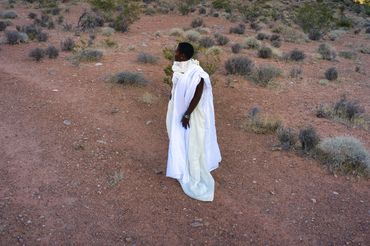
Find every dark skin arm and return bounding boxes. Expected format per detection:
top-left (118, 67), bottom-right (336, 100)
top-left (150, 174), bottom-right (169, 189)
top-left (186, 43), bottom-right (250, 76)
top-left (181, 78), bottom-right (204, 129)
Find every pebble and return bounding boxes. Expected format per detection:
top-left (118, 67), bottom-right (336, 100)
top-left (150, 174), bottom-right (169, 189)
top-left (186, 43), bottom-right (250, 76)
top-left (191, 220), bottom-right (203, 228)
top-left (97, 140), bottom-right (107, 145)
top-left (311, 198), bottom-right (317, 204)
top-left (95, 63), bottom-right (103, 66)
top-left (252, 180), bottom-right (257, 184)
top-left (52, 89), bottom-right (59, 92)
top-left (146, 120), bottom-right (152, 125)
top-left (332, 191), bottom-right (339, 195)
top-left (63, 120), bottom-right (72, 126)
top-left (269, 191), bottom-right (276, 195)
top-left (111, 108), bottom-right (119, 114)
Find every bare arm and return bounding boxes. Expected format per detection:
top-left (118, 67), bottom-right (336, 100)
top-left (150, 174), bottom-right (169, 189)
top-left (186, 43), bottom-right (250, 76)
top-left (181, 78), bottom-right (204, 129)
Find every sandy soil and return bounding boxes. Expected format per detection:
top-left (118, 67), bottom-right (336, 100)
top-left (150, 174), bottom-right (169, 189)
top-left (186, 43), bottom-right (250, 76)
top-left (1, 2), bottom-right (370, 245)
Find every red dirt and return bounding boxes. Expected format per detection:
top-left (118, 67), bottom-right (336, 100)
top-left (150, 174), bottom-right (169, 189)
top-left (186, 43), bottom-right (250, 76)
top-left (1, 2), bottom-right (369, 245)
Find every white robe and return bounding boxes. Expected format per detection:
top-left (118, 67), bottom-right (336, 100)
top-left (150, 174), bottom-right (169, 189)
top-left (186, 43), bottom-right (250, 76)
top-left (166, 59), bottom-right (221, 202)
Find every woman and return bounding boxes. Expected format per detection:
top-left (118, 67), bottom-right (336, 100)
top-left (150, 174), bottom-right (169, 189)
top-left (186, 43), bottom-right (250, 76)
top-left (166, 42), bottom-right (221, 202)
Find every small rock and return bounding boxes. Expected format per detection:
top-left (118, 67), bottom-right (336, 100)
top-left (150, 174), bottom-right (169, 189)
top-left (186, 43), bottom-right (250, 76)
top-left (269, 191), bottom-right (276, 195)
top-left (319, 79), bottom-right (329, 86)
top-left (97, 140), bottom-right (107, 145)
top-left (252, 180), bottom-right (257, 184)
top-left (63, 120), bottom-right (72, 126)
top-left (311, 198), bottom-right (317, 204)
top-left (252, 158), bottom-right (256, 161)
top-left (332, 191), bottom-right (339, 195)
top-left (191, 221), bottom-right (203, 228)
top-left (111, 108), bottom-right (119, 114)
top-left (95, 62), bottom-right (103, 66)
top-left (146, 120), bottom-right (152, 125)
top-left (52, 89), bottom-right (59, 92)
top-left (72, 141), bottom-right (84, 150)
top-left (154, 168), bottom-right (163, 175)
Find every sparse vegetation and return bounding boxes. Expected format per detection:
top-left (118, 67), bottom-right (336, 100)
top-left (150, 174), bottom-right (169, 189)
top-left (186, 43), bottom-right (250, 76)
top-left (29, 48), bottom-right (45, 62)
top-left (334, 95), bottom-right (364, 121)
top-left (244, 107), bottom-right (282, 134)
top-left (169, 28), bottom-right (184, 37)
top-left (290, 67), bottom-right (303, 78)
top-left (214, 33), bottom-right (229, 46)
top-left (339, 51), bottom-right (356, 59)
top-left (1, 10), bottom-right (18, 19)
top-left (110, 71), bottom-right (149, 86)
top-left (45, 45), bottom-right (59, 59)
top-left (295, 2), bottom-right (334, 40)
top-left (231, 43), bottom-right (242, 54)
top-left (36, 31), bottom-right (48, 42)
top-left (288, 49), bottom-right (306, 61)
top-left (61, 37), bottom-right (75, 51)
top-left (277, 127), bottom-right (297, 150)
top-left (256, 32), bottom-right (270, 41)
top-left (252, 65), bottom-right (282, 87)
top-left (191, 17), bottom-right (203, 28)
top-left (225, 56), bottom-right (254, 76)
top-left (78, 11), bottom-right (104, 32)
top-left (76, 49), bottom-right (103, 62)
top-left (137, 52), bottom-right (158, 64)
top-left (229, 23), bottom-right (245, 35)
top-left (199, 36), bottom-right (215, 48)
top-left (185, 30), bottom-right (201, 42)
top-left (258, 46), bottom-right (272, 59)
top-left (5, 30), bottom-right (21, 45)
top-left (316, 136), bottom-right (370, 176)
top-left (318, 43), bottom-right (337, 61)
top-left (299, 126), bottom-right (320, 153)
top-left (325, 67), bottom-right (338, 81)
top-left (0, 21), bottom-right (8, 32)
top-left (244, 37), bottom-right (261, 49)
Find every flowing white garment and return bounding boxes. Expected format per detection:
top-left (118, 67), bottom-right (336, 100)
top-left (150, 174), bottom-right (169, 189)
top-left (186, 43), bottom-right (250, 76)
top-left (166, 59), bottom-right (221, 202)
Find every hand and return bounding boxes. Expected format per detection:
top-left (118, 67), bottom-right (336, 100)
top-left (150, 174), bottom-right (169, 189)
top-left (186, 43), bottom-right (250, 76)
top-left (181, 115), bottom-right (190, 129)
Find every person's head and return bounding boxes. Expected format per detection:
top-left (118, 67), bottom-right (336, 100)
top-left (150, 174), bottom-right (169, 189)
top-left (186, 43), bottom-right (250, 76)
top-left (175, 42), bottom-right (194, 62)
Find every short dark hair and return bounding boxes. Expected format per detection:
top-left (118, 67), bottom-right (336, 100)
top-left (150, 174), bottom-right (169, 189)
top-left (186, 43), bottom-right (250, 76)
top-left (177, 42), bottom-right (194, 60)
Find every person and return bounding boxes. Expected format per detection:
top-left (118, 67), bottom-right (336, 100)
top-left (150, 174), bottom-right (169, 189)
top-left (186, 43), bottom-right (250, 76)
top-left (166, 42), bottom-right (221, 202)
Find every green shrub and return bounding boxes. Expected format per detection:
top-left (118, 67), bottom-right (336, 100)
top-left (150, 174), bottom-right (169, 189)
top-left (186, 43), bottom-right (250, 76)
top-left (76, 49), bottom-right (103, 62)
top-left (318, 43), bottom-right (337, 61)
top-left (29, 48), bottom-right (45, 62)
top-left (325, 67), bottom-right (338, 81)
top-left (244, 37), bottom-right (261, 49)
top-left (299, 126), bottom-right (320, 153)
top-left (316, 136), bottom-right (370, 176)
top-left (339, 51), bottom-right (355, 59)
top-left (45, 45), bottom-right (59, 59)
top-left (256, 32), bottom-right (270, 41)
top-left (61, 37), bottom-right (75, 51)
top-left (36, 31), bottom-right (48, 42)
top-left (277, 127), bottom-right (297, 150)
top-left (295, 2), bottom-right (334, 37)
top-left (288, 49), bottom-right (305, 61)
top-left (258, 46), bottom-right (272, 59)
top-left (5, 30), bottom-right (21, 45)
top-left (334, 95), bottom-right (364, 121)
top-left (225, 56), bottom-right (254, 76)
top-left (0, 21), bottom-right (7, 32)
top-left (212, 0), bottom-right (231, 11)
top-left (178, 3), bottom-right (190, 15)
top-left (110, 72), bottom-right (149, 86)
top-left (78, 11), bottom-right (104, 32)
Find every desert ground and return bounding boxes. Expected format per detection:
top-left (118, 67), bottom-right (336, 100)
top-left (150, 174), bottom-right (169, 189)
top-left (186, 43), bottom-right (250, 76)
top-left (1, 1), bottom-right (370, 245)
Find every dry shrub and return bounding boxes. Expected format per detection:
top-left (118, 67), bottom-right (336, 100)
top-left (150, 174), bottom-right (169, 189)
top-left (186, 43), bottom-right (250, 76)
top-left (316, 136), bottom-right (370, 176)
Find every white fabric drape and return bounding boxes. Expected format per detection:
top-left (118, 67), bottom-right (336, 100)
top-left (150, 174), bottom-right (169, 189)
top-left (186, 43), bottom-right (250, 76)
top-left (166, 59), bottom-right (221, 201)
